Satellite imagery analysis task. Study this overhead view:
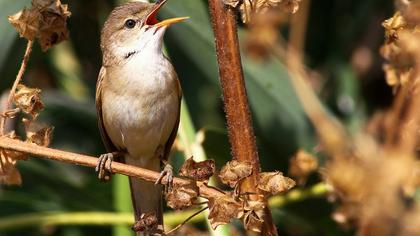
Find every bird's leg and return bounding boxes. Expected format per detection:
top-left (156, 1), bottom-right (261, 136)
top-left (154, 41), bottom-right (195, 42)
top-left (96, 151), bottom-right (122, 181)
top-left (154, 147), bottom-right (173, 192)
top-left (156, 161), bottom-right (173, 192)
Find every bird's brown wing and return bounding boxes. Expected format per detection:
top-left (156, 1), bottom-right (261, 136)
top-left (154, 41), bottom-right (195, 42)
top-left (96, 66), bottom-right (117, 153)
top-left (162, 74), bottom-right (182, 162)
top-left (97, 67), bottom-right (143, 222)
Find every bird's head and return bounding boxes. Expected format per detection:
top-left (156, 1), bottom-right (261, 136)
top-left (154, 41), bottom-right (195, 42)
top-left (101, 0), bottom-right (188, 65)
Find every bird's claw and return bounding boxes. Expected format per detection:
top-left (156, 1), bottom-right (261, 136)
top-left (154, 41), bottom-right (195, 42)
top-left (155, 164), bottom-right (173, 192)
top-left (96, 153), bottom-right (114, 181)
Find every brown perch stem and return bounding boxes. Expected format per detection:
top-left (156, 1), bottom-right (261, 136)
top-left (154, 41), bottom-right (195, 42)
top-left (0, 136), bottom-right (223, 198)
top-left (207, 1), bottom-right (278, 235)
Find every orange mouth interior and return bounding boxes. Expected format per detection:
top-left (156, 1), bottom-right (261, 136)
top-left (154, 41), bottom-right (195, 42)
top-left (145, 0), bottom-right (188, 27)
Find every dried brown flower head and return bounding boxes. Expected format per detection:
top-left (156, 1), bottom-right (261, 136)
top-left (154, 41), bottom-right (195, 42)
top-left (0, 156), bottom-right (22, 186)
top-left (258, 171), bottom-right (295, 195)
top-left (179, 157), bottom-right (215, 182)
top-left (13, 84), bottom-right (44, 119)
top-left (233, 0), bottom-right (301, 23)
top-left (208, 193), bottom-right (243, 229)
top-left (219, 160), bottom-right (253, 188)
top-left (132, 213), bottom-right (162, 235)
top-left (241, 199), bottom-right (265, 232)
top-left (23, 119), bottom-right (54, 147)
top-left (325, 144), bottom-right (420, 235)
top-left (8, 0), bottom-right (71, 51)
top-left (166, 181), bottom-right (199, 210)
top-left (0, 132), bottom-right (28, 185)
top-left (380, 10), bottom-right (420, 90)
top-left (383, 11), bottom-right (406, 43)
top-left (289, 150), bottom-right (318, 185)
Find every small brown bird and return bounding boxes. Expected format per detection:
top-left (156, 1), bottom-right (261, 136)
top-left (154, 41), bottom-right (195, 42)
top-left (95, 0), bottom-right (187, 234)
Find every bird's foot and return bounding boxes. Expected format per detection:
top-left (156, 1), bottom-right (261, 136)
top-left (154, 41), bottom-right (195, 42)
top-left (96, 152), bottom-right (120, 181)
top-left (155, 163), bottom-right (173, 192)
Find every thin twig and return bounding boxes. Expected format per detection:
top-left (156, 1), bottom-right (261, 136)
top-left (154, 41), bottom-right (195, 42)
top-left (0, 136), bottom-right (224, 199)
top-left (165, 207), bottom-right (209, 235)
top-left (0, 40), bottom-right (34, 135)
top-left (207, 0), bottom-right (277, 235)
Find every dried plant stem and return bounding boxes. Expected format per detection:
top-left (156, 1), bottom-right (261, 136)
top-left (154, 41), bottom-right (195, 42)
top-left (385, 69), bottom-right (420, 153)
top-left (165, 207), bottom-right (208, 235)
top-left (288, 0), bottom-right (311, 60)
top-left (0, 40), bottom-right (34, 135)
top-left (274, 46), bottom-right (350, 157)
top-left (208, 0), bottom-right (260, 189)
top-left (0, 136), bottom-right (224, 198)
top-left (396, 71), bottom-right (420, 152)
top-left (207, 1), bottom-right (277, 235)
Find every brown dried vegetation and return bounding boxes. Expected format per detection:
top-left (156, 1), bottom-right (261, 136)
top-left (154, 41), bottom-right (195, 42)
top-left (223, 0), bottom-right (300, 23)
top-left (8, 0), bottom-right (70, 51)
top-left (288, 149), bottom-right (318, 185)
top-left (5, 0), bottom-right (420, 235)
top-left (242, 0), bottom-right (420, 235)
top-left (1, 1), bottom-right (298, 234)
top-left (179, 157), bottom-right (215, 182)
top-left (0, 0), bottom-right (67, 185)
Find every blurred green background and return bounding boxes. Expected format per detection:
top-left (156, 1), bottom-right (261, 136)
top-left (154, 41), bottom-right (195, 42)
top-left (0, 0), bottom-right (394, 235)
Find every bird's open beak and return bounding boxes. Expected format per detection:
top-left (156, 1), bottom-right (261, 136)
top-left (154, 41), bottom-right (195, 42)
top-left (146, 0), bottom-right (189, 27)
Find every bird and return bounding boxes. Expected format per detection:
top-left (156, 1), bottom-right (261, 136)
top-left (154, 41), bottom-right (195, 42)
top-left (95, 0), bottom-right (187, 234)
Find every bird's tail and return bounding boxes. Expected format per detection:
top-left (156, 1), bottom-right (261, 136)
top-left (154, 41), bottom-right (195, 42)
top-left (124, 155), bottom-right (163, 236)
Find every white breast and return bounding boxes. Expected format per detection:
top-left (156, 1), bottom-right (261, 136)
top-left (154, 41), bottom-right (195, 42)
top-left (101, 52), bottom-right (179, 167)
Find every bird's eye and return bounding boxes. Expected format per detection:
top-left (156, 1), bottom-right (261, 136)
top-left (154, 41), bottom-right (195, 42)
top-left (124, 19), bottom-right (136, 29)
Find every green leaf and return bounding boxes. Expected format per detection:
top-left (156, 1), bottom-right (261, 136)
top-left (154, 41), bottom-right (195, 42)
top-left (0, 0), bottom-right (28, 72)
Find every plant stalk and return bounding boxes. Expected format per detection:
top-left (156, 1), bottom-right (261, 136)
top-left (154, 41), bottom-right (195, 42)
top-left (0, 137), bottom-right (224, 199)
top-left (0, 40), bottom-right (33, 135)
top-left (207, 1), bottom-right (277, 234)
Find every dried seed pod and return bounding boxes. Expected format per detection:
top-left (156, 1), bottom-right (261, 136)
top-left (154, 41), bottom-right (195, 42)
top-left (166, 181), bottom-right (199, 210)
top-left (0, 132), bottom-right (27, 185)
top-left (208, 192), bottom-right (243, 229)
top-left (8, 8), bottom-right (38, 41)
top-left (289, 150), bottom-right (318, 185)
top-left (258, 171), bottom-right (295, 195)
top-left (132, 213), bottom-right (161, 235)
top-left (179, 157), bottom-right (215, 182)
top-left (23, 119), bottom-right (54, 147)
top-left (239, 0), bottom-right (301, 23)
top-left (13, 85), bottom-right (44, 119)
top-left (0, 153), bottom-right (22, 186)
top-left (380, 10), bottom-right (420, 90)
top-left (242, 199), bottom-right (265, 232)
top-left (383, 11), bottom-right (406, 43)
top-left (219, 160), bottom-right (253, 188)
top-left (8, 0), bottom-right (71, 51)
